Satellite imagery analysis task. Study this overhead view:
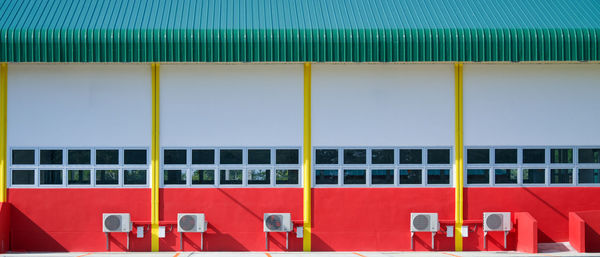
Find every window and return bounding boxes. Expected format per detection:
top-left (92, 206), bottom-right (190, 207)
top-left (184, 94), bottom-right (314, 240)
top-left (550, 169), bottom-right (572, 184)
top-left (9, 148), bottom-right (149, 188)
top-left (523, 169), bottom-right (545, 184)
top-left (192, 150), bottom-right (214, 164)
top-left (12, 150), bottom-right (34, 165)
top-left (314, 147), bottom-right (451, 187)
top-left (467, 169), bottom-right (489, 184)
top-left (162, 148), bottom-right (300, 187)
top-left (467, 149), bottom-right (489, 164)
top-left (11, 170), bottom-right (34, 185)
top-left (495, 169), bottom-right (518, 184)
top-left (40, 150), bottom-right (62, 165)
top-left (579, 169), bottom-right (600, 184)
top-left (523, 149), bottom-right (545, 164)
top-left (495, 149), bottom-right (517, 164)
top-left (551, 148), bottom-right (573, 164)
top-left (164, 150), bottom-right (186, 165)
top-left (579, 149), bottom-right (600, 163)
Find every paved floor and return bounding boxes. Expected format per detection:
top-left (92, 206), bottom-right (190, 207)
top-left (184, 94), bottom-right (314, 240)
top-left (2, 251), bottom-right (598, 257)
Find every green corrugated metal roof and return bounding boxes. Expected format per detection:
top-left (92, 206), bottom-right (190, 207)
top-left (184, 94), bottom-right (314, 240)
top-left (1, 0), bottom-right (599, 62)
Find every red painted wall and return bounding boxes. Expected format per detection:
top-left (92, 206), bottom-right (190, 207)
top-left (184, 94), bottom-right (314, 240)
top-left (515, 212), bottom-right (537, 253)
top-left (311, 188), bottom-right (455, 251)
top-left (464, 187), bottom-right (600, 251)
top-left (8, 189), bottom-right (150, 252)
top-left (570, 210), bottom-right (600, 252)
top-left (160, 188), bottom-right (302, 251)
top-left (0, 203), bottom-right (10, 253)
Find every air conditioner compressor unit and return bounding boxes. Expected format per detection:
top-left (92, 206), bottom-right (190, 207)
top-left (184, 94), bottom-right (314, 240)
top-left (264, 213), bottom-right (292, 232)
top-left (102, 213), bottom-right (131, 233)
top-left (410, 213), bottom-right (439, 232)
top-left (483, 212), bottom-right (512, 231)
top-left (177, 213), bottom-right (207, 233)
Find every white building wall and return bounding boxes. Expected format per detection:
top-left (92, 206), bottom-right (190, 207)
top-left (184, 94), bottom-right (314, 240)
top-left (7, 64), bottom-right (151, 147)
top-left (463, 64), bottom-right (600, 146)
top-left (160, 64), bottom-right (303, 147)
top-left (312, 64), bottom-right (455, 146)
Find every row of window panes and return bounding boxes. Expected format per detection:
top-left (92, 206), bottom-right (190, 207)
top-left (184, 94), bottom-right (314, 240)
top-left (466, 147), bottom-right (600, 164)
top-left (10, 169), bottom-right (147, 186)
top-left (466, 168), bottom-right (600, 185)
top-left (11, 149), bottom-right (147, 165)
top-left (162, 169), bottom-right (300, 186)
top-left (315, 148), bottom-right (451, 165)
top-left (314, 169), bottom-right (450, 185)
top-left (162, 148), bottom-right (300, 165)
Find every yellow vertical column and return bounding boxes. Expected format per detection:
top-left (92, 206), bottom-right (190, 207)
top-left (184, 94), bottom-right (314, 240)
top-left (454, 62), bottom-right (464, 251)
top-left (0, 63), bottom-right (7, 203)
top-left (151, 63), bottom-right (160, 251)
top-left (303, 62), bottom-right (312, 251)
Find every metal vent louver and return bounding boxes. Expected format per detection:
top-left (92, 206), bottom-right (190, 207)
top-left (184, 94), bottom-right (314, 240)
top-left (102, 213), bottom-right (131, 233)
top-left (483, 212), bottom-right (512, 231)
top-left (263, 213), bottom-right (292, 232)
top-left (177, 213), bottom-right (206, 233)
top-left (410, 213), bottom-right (439, 232)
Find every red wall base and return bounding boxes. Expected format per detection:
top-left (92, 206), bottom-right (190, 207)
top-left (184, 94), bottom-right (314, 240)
top-left (0, 203), bottom-right (10, 253)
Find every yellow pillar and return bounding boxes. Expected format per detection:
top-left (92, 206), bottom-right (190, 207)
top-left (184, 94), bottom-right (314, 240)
top-left (0, 63), bottom-right (7, 202)
top-left (151, 63), bottom-right (160, 251)
top-left (303, 62), bottom-right (312, 251)
top-left (454, 62), bottom-right (464, 251)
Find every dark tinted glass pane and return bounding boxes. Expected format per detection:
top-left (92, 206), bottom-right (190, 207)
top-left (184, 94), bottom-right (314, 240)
top-left (372, 169), bottom-right (394, 184)
top-left (192, 150), bottom-right (215, 164)
top-left (276, 149), bottom-right (299, 164)
top-left (40, 150), bottom-right (62, 165)
top-left (164, 150), bottom-right (186, 165)
top-left (248, 169), bottom-right (270, 184)
top-left (248, 150), bottom-right (271, 164)
top-left (551, 169), bottom-right (573, 184)
top-left (192, 170), bottom-right (215, 185)
top-left (96, 150), bottom-right (119, 165)
top-left (523, 169), bottom-right (545, 184)
top-left (551, 149), bottom-right (573, 163)
top-left (68, 170), bottom-right (91, 185)
top-left (579, 149), bottom-right (600, 164)
top-left (40, 170), bottom-right (62, 185)
top-left (220, 169), bottom-right (242, 184)
top-left (399, 169), bottom-right (422, 184)
top-left (11, 170), bottom-right (34, 185)
top-left (276, 169), bottom-right (299, 185)
top-left (467, 169), bottom-right (489, 184)
top-left (315, 169), bottom-right (338, 184)
top-left (428, 149), bottom-right (450, 164)
top-left (344, 149), bottom-right (366, 164)
top-left (124, 170), bottom-right (147, 185)
top-left (315, 149), bottom-right (338, 164)
top-left (372, 149), bottom-right (394, 164)
top-left (523, 149), bottom-right (545, 164)
top-left (96, 170), bottom-right (119, 185)
top-left (343, 169), bottom-right (366, 184)
top-left (68, 150), bottom-right (91, 165)
top-left (495, 169), bottom-right (518, 184)
top-left (579, 169), bottom-right (600, 184)
top-left (467, 149), bottom-right (489, 164)
top-left (427, 169), bottom-right (450, 184)
top-left (220, 150), bottom-right (242, 164)
top-left (164, 170), bottom-right (186, 185)
top-left (124, 150), bottom-right (147, 165)
top-left (495, 149), bottom-right (517, 164)
top-left (12, 150), bottom-right (34, 165)
top-left (400, 149), bottom-right (422, 164)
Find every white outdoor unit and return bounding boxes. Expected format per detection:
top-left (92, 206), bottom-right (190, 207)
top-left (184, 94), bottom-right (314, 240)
top-left (177, 213), bottom-right (208, 251)
top-left (410, 213), bottom-right (439, 250)
top-left (483, 212), bottom-right (512, 249)
top-left (102, 213), bottom-right (132, 251)
top-left (264, 213), bottom-right (292, 250)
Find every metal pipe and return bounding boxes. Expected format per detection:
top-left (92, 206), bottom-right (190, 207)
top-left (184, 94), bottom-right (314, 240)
top-left (431, 232), bottom-right (435, 250)
top-left (265, 232), bottom-right (268, 250)
top-left (105, 232), bottom-right (109, 251)
top-left (483, 231), bottom-right (487, 249)
top-left (286, 232), bottom-right (289, 250)
top-left (180, 232), bottom-right (183, 251)
top-left (201, 232), bottom-right (204, 251)
top-left (504, 231), bottom-right (508, 249)
top-left (127, 232), bottom-right (129, 250)
top-left (410, 232), bottom-right (414, 250)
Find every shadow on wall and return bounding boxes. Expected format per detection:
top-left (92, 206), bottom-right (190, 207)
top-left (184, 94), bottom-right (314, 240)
top-left (159, 222), bottom-right (248, 251)
top-left (10, 207), bottom-right (66, 252)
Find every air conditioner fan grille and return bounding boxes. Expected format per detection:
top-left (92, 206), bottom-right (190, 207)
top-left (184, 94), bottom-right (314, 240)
top-left (486, 214), bottom-right (503, 230)
top-left (105, 215), bottom-right (122, 231)
top-left (413, 215), bottom-right (430, 231)
top-left (266, 215), bottom-right (283, 230)
top-left (179, 215), bottom-right (197, 231)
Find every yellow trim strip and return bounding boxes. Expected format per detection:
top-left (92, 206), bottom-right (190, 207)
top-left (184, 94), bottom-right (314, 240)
top-left (302, 62), bottom-right (312, 251)
top-left (0, 63), bottom-right (6, 202)
top-left (454, 62), bottom-right (464, 251)
top-left (151, 63), bottom-right (160, 251)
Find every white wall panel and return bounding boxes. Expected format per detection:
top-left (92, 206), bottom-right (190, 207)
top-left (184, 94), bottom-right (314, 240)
top-left (160, 64), bottom-right (303, 146)
top-left (312, 64), bottom-right (454, 146)
top-left (8, 64), bottom-right (151, 147)
top-left (464, 64), bottom-right (600, 146)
